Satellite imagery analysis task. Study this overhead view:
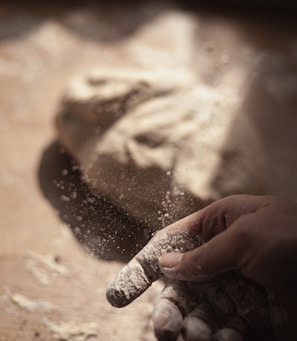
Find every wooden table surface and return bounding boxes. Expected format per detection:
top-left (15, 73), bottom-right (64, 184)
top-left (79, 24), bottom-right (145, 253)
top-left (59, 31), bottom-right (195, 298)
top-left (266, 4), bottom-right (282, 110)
top-left (1, 2), bottom-right (297, 340)
top-left (0, 2), bottom-right (166, 340)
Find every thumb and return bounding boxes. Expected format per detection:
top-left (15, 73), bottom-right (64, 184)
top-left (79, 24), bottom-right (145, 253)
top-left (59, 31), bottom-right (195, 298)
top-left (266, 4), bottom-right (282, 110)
top-left (159, 227), bottom-right (244, 281)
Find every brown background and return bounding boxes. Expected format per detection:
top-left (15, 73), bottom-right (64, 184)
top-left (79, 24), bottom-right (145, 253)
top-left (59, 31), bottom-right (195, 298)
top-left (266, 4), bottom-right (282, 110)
top-left (1, 1), bottom-right (297, 340)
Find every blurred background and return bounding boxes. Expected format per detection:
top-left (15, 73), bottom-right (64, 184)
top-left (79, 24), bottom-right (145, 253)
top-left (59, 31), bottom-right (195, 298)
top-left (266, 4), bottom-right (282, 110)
top-left (0, 1), bottom-right (296, 340)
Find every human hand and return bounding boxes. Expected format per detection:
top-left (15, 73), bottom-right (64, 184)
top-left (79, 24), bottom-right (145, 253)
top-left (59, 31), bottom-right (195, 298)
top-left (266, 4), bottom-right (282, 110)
top-left (106, 195), bottom-right (296, 340)
top-left (158, 195), bottom-right (297, 292)
top-left (106, 229), bottom-right (277, 341)
top-left (151, 273), bottom-right (278, 341)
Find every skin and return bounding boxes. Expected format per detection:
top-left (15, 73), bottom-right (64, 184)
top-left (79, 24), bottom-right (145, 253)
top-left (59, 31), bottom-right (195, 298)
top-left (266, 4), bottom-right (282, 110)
top-left (106, 195), bottom-right (297, 340)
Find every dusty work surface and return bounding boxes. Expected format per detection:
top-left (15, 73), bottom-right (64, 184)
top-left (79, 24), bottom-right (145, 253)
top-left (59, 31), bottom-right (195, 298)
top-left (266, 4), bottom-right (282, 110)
top-left (1, 1), bottom-right (297, 341)
top-left (0, 2), bottom-right (168, 340)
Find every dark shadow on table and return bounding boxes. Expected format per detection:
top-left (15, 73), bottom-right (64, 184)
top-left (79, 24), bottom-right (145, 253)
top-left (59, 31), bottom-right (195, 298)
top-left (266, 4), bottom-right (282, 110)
top-left (38, 140), bottom-right (150, 262)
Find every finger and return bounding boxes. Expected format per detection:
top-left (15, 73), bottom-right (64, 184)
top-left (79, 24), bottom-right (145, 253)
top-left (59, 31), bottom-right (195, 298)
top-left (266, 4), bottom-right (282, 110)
top-left (217, 315), bottom-right (256, 341)
top-left (106, 230), bottom-right (201, 307)
top-left (212, 328), bottom-right (244, 341)
top-left (178, 276), bottom-right (238, 340)
top-left (181, 318), bottom-right (212, 341)
top-left (153, 299), bottom-right (183, 341)
top-left (106, 195), bottom-right (271, 307)
top-left (106, 258), bottom-right (153, 307)
top-left (153, 281), bottom-right (194, 341)
top-left (193, 195), bottom-right (273, 242)
top-left (155, 195), bottom-right (269, 244)
top-left (159, 224), bottom-right (246, 281)
top-left (158, 195), bottom-right (274, 282)
top-left (180, 304), bottom-right (215, 341)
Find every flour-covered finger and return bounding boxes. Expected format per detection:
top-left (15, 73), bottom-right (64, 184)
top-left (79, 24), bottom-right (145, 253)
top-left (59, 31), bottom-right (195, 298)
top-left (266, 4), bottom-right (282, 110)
top-left (180, 304), bottom-right (214, 341)
top-left (217, 313), bottom-right (262, 341)
top-left (153, 299), bottom-right (183, 341)
top-left (181, 318), bottom-right (212, 341)
top-left (153, 281), bottom-right (196, 341)
top-left (212, 328), bottom-right (244, 341)
top-left (106, 231), bottom-right (201, 307)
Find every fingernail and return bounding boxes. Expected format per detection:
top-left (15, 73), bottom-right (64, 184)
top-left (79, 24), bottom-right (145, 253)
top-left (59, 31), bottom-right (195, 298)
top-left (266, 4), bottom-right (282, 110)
top-left (159, 252), bottom-right (183, 269)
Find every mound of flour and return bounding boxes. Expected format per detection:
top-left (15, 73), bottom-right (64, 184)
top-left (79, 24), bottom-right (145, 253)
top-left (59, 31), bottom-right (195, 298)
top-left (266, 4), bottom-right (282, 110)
top-left (56, 67), bottom-right (267, 230)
